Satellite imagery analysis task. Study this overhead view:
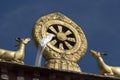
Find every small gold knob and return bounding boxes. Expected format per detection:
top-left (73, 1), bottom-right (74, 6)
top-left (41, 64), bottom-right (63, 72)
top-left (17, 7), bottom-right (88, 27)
top-left (57, 32), bottom-right (67, 41)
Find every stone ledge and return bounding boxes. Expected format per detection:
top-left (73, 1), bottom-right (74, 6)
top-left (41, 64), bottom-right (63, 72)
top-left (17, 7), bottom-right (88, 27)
top-left (0, 62), bottom-right (120, 80)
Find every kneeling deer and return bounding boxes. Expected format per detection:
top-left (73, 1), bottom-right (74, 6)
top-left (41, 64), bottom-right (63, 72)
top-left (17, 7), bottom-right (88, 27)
top-left (0, 38), bottom-right (30, 64)
top-left (90, 50), bottom-right (120, 77)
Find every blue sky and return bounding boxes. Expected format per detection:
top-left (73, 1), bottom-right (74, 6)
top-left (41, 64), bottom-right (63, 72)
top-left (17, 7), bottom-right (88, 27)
top-left (0, 0), bottom-right (120, 74)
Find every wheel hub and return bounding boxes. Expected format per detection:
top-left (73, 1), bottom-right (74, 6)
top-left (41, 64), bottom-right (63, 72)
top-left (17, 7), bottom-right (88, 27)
top-left (57, 32), bottom-right (67, 41)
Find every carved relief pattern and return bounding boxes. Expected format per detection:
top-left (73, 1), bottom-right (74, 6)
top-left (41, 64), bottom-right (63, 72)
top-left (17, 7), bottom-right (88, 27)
top-left (32, 12), bottom-right (87, 72)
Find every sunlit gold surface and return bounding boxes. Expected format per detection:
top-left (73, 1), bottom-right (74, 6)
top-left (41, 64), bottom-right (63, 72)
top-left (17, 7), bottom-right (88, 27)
top-left (32, 12), bottom-right (87, 72)
top-left (90, 50), bottom-right (120, 77)
top-left (0, 38), bottom-right (30, 64)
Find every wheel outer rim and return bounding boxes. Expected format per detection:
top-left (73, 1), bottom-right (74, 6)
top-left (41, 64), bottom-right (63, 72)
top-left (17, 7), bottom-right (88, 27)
top-left (42, 20), bottom-right (81, 54)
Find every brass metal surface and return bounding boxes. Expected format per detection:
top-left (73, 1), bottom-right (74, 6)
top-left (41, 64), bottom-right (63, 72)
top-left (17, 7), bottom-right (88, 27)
top-left (0, 38), bottom-right (30, 64)
top-left (90, 50), bottom-right (120, 77)
top-left (32, 12), bottom-right (87, 72)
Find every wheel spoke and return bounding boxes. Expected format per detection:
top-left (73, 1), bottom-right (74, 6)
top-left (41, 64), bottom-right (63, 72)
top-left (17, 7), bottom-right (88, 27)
top-left (49, 26), bottom-right (57, 34)
top-left (64, 41), bottom-right (72, 49)
top-left (59, 43), bottom-right (64, 50)
top-left (46, 32), bottom-right (52, 35)
top-left (58, 25), bottom-right (62, 32)
top-left (65, 30), bottom-right (72, 35)
top-left (49, 39), bottom-right (57, 45)
top-left (67, 38), bottom-right (76, 42)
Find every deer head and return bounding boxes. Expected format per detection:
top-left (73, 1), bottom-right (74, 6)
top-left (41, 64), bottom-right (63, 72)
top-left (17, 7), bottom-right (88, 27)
top-left (15, 38), bottom-right (31, 47)
top-left (90, 50), bottom-right (107, 60)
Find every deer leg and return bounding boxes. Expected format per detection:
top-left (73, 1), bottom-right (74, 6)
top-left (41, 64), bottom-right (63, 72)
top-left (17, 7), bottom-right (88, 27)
top-left (103, 72), bottom-right (114, 76)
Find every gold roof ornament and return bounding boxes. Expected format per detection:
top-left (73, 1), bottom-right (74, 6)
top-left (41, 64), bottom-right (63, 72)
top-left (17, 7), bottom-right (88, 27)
top-left (0, 38), bottom-right (30, 64)
top-left (32, 12), bottom-right (87, 72)
top-left (90, 50), bottom-right (120, 77)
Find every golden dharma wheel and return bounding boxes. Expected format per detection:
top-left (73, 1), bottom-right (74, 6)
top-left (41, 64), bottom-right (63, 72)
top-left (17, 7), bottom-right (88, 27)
top-left (32, 12), bottom-right (87, 72)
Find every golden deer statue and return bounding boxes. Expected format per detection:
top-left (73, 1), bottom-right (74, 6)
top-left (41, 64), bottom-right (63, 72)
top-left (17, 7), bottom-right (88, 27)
top-left (0, 38), bottom-right (30, 64)
top-left (90, 50), bottom-right (120, 77)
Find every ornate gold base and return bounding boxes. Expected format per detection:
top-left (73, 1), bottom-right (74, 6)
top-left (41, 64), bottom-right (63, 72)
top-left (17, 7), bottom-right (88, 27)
top-left (0, 59), bottom-right (24, 64)
top-left (45, 59), bottom-right (81, 72)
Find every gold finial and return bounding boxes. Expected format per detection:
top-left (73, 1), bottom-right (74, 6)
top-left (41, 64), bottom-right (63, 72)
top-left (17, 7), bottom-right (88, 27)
top-left (32, 12), bottom-right (87, 72)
